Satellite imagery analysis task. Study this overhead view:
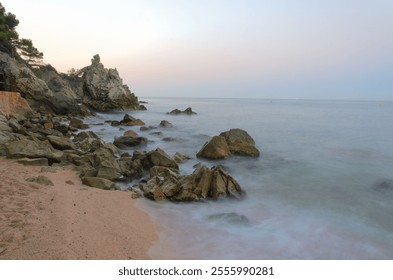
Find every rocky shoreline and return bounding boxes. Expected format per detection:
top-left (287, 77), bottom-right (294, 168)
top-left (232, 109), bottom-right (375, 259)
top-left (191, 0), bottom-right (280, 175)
top-left (1, 51), bottom-right (260, 203)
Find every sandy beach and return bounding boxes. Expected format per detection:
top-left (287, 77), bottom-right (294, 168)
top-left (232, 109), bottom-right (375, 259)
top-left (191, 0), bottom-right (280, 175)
top-left (0, 157), bottom-right (157, 260)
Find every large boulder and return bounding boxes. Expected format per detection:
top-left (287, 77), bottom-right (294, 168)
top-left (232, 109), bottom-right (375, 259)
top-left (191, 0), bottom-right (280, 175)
top-left (197, 129), bottom-right (260, 159)
top-left (5, 137), bottom-right (62, 163)
top-left (47, 135), bottom-right (76, 150)
top-left (196, 136), bottom-right (231, 159)
top-left (81, 54), bottom-right (142, 111)
top-left (113, 135), bottom-right (147, 148)
top-left (219, 128), bottom-right (260, 157)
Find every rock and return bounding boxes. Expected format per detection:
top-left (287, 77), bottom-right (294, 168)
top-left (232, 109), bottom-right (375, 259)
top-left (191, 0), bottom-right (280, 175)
top-left (173, 152), bottom-right (191, 163)
top-left (139, 177), bottom-right (166, 201)
top-left (196, 136), bottom-right (231, 159)
top-left (47, 135), bottom-right (76, 150)
top-left (43, 122), bottom-right (54, 129)
top-left (73, 131), bottom-right (103, 152)
top-left (123, 130), bottom-right (138, 137)
top-left (17, 158), bottom-right (49, 166)
top-left (219, 128), bottom-right (260, 157)
top-left (163, 137), bottom-right (175, 142)
top-left (118, 156), bottom-right (144, 179)
top-left (92, 147), bottom-right (122, 181)
top-left (111, 120), bottom-right (120, 126)
top-left (82, 177), bottom-right (120, 190)
top-left (150, 166), bottom-right (179, 178)
top-left (69, 117), bottom-right (89, 129)
top-left (125, 119), bottom-right (145, 126)
top-left (81, 54), bottom-right (143, 111)
top-left (0, 91), bottom-right (35, 120)
top-left (5, 137), bottom-right (62, 163)
top-left (0, 52), bottom-right (86, 115)
top-left (113, 136), bottom-right (147, 148)
top-left (26, 175), bottom-right (54, 186)
top-left (207, 212), bottom-right (251, 226)
top-left (168, 107), bottom-right (197, 115)
top-left (146, 148), bottom-right (179, 170)
top-left (140, 125), bottom-right (156, 131)
top-left (159, 120), bottom-right (173, 128)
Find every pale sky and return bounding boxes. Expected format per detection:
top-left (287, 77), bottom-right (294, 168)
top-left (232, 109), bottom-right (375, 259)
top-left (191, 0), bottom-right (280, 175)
top-left (2, 0), bottom-right (393, 100)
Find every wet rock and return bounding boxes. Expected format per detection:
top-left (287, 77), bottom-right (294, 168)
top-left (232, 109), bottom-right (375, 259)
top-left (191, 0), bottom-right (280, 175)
top-left (219, 128), bottom-right (260, 157)
top-left (140, 125), bottom-right (156, 131)
top-left (168, 107), bottom-right (197, 115)
top-left (207, 212), bottom-right (251, 226)
top-left (69, 117), bottom-right (89, 129)
top-left (159, 120), bottom-right (173, 128)
top-left (123, 130), bottom-right (138, 137)
top-left (113, 136), bottom-right (147, 148)
top-left (196, 136), bottom-right (231, 159)
top-left (173, 152), bottom-right (191, 163)
top-left (111, 120), bottom-right (120, 126)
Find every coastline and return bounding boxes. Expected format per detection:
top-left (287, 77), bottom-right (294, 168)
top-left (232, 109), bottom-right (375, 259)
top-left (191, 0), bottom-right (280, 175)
top-left (0, 157), bottom-right (157, 260)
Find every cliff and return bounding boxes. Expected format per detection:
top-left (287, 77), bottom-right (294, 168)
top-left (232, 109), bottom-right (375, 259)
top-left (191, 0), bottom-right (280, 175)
top-left (0, 52), bottom-right (143, 115)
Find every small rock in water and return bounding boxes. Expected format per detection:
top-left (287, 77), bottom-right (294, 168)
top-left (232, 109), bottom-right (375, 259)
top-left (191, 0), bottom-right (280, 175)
top-left (207, 212), bottom-right (251, 226)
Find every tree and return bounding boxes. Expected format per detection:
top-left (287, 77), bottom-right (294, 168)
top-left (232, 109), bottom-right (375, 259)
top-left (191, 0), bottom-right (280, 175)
top-left (15, 38), bottom-right (44, 66)
top-left (0, 2), bottom-right (19, 53)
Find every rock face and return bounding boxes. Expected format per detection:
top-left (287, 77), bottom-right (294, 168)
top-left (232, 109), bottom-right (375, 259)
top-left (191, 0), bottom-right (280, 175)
top-left (0, 52), bottom-right (85, 115)
top-left (81, 55), bottom-right (142, 111)
top-left (0, 91), bottom-right (34, 120)
top-left (197, 128), bottom-right (260, 159)
top-left (136, 165), bottom-right (244, 202)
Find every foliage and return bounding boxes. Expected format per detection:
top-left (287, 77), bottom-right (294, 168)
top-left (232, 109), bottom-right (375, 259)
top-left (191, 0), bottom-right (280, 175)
top-left (0, 2), bottom-right (44, 65)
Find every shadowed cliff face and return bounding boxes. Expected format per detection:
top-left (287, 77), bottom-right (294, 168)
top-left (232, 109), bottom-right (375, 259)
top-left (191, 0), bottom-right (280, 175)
top-left (0, 52), bottom-right (143, 116)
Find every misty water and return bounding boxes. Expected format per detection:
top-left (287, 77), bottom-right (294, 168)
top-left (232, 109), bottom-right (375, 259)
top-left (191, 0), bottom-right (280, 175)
top-left (85, 98), bottom-right (393, 259)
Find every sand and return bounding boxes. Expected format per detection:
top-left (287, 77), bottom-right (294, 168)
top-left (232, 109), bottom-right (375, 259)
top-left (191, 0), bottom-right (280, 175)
top-left (0, 157), bottom-right (157, 260)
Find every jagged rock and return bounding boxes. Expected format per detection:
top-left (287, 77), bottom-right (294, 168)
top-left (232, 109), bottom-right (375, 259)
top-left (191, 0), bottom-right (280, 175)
top-left (196, 136), bottom-right (231, 159)
top-left (173, 152), bottom-right (191, 163)
top-left (168, 107), bottom-right (197, 115)
top-left (72, 131), bottom-right (103, 152)
top-left (47, 135), bottom-right (76, 150)
top-left (113, 136), bottom-right (147, 148)
top-left (118, 156), bottom-right (143, 179)
top-left (82, 177), bottom-right (120, 190)
top-left (137, 164), bottom-right (244, 202)
top-left (159, 120), bottom-right (173, 128)
top-left (5, 137), bottom-right (62, 163)
top-left (0, 52), bottom-right (86, 115)
top-left (81, 54), bottom-right (142, 111)
top-left (92, 147), bottom-right (121, 181)
top-left (146, 148), bottom-right (179, 170)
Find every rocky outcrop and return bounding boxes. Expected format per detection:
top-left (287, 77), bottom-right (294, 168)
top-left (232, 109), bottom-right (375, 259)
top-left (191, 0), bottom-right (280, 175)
top-left (0, 52), bottom-right (86, 115)
top-left (135, 165), bottom-right (244, 202)
top-left (81, 55), bottom-right (143, 111)
top-left (167, 107), bottom-right (196, 115)
top-left (0, 91), bottom-right (34, 120)
top-left (197, 128), bottom-right (260, 159)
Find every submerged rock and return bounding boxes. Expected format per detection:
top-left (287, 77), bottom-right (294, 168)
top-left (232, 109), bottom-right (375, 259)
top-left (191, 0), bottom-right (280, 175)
top-left (159, 120), bottom-right (173, 128)
top-left (207, 212), bottom-right (251, 226)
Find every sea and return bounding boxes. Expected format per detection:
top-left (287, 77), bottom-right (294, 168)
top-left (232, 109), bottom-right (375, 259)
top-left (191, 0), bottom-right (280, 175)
top-left (84, 97), bottom-right (393, 259)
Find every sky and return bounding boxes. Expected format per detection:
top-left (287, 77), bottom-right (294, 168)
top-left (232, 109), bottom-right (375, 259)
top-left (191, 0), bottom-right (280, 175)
top-left (2, 0), bottom-right (393, 100)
